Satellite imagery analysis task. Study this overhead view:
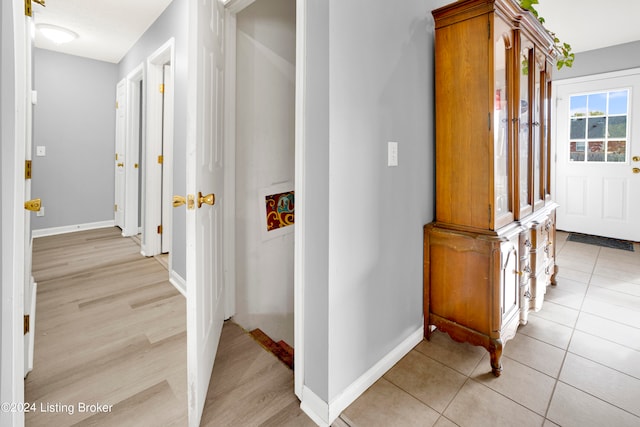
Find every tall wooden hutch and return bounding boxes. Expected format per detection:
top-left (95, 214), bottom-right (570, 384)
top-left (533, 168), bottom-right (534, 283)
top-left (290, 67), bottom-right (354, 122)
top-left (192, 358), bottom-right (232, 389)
top-left (424, 0), bottom-right (558, 376)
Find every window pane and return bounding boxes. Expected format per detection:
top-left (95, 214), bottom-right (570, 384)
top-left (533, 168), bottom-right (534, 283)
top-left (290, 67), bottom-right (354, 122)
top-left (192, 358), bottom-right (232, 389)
top-left (607, 141), bottom-right (626, 162)
top-left (588, 93), bottom-right (607, 116)
top-left (608, 116), bottom-right (627, 138)
top-left (587, 117), bottom-right (606, 138)
top-left (570, 117), bottom-right (586, 139)
top-left (570, 95), bottom-right (587, 117)
top-left (570, 141), bottom-right (585, 161)
top-left (588, 141), bottom-right (604, 161)
top-left (609, 91), bottom-right (628, 115)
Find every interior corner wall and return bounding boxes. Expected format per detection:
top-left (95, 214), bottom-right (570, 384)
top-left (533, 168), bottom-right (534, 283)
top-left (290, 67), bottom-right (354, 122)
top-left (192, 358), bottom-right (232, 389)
top-left (118, 0), bottom-right (188, 280)
top-left (30, 49), bottom-right (117, 231)
top-left (554, 40), bottom-right (640, 81)
top-left (233, 0), bottom-right (296, 347)
top-left (303, 0), bottom-right (450, 405)
top-left (302, 0), bottom-right (331, 403)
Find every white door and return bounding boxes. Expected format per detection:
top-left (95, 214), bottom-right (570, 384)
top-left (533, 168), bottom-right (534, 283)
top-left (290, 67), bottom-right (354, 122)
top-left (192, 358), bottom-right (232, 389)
top-left (185, 0), bottom-right (226, 425)
top-left (161, 63), bottom-right (174, 253)
top-left (23, 0), bottom-right (37, 379)
top-left (115, 78), bottom-right (127, 229)
top-left (554, 69), bottom-right (640, 241)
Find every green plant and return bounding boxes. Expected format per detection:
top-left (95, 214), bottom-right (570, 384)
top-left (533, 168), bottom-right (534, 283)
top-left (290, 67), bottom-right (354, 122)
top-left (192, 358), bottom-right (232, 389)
top-left (520, 0), bottom-right (575, 69)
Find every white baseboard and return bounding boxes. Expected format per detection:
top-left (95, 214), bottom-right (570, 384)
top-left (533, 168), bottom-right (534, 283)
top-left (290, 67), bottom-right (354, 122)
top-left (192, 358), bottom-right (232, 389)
top-left (300, 325), bottom-right (424, 426)
top-left (169, 270), bottom-right (186, 297)
top-left (300, 386), bottom-right (330, 427)
top-left (32, 220), bottom-right (116, 238)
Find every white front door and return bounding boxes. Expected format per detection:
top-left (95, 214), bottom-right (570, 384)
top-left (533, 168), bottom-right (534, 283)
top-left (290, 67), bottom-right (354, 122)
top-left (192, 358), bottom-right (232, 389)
top-left (554, 69), bottom-right (640, 241)
top-left (185, 0), bottom-right (226, 425)
top-left (115, 78), bottom-right (127, 229)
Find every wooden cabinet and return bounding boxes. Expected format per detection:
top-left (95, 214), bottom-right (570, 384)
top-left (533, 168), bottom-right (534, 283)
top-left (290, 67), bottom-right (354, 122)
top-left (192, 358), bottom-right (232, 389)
top-left (424, 0), bottom-right (558, 376)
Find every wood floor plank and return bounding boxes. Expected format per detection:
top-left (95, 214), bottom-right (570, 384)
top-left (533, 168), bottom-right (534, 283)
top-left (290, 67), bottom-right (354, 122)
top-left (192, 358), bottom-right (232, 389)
top-left (25, 228), bottom-right (312, 426)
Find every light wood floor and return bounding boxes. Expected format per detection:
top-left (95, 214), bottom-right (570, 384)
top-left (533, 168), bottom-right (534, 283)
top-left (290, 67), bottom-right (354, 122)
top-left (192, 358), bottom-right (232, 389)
top-left (25, 227), bottom-right (315, 427)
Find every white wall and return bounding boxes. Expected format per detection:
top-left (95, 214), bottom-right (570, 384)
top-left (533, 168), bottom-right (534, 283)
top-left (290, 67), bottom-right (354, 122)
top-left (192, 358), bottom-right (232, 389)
top-left (301, 0), bottom-right (450, 412)
top-left (233, 0), bottom-right (296, 345)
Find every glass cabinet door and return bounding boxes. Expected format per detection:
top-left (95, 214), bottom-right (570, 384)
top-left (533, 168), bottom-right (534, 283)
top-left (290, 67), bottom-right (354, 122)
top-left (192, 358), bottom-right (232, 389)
top-left (516, 36), bottom-right (534, 218)
top-left (493, 18), bottom-right (514, 229)
top-left (544, 60), bottom-right (553, 201)
top-left (533, 50), bottom-right (546, 210)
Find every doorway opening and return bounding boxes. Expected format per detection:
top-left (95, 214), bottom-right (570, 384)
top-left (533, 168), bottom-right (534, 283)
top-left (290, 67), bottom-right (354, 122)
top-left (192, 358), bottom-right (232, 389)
top-left (227, 0), bottom-right (297, 365)
top-left (143, 39), bottom-right (176, 277)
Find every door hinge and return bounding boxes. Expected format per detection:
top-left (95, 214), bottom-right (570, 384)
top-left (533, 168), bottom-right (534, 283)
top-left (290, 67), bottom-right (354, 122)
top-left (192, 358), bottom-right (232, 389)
top-left (157, 225), bottom-right (163, 234)
top-left (488, 113), bottom-right (491, 130)
top-left (116, 101), bottom-right (119, 109)
top-left (159, 84), bottom-right (165, 94)
top-left (25, 160), bottom-right (32, 179)
top-left (24, 314), bottom-right (30, 335)
top-left (488, 205), bottom-right (492, 223)
top-left (157, 155), bottom-right (164, 164)
top-left (25, 0), bottom-right (32, 16)
top-left (488, 19), bottom-right (491, 39)
top-left (114, 204), bottom-right (118, 212)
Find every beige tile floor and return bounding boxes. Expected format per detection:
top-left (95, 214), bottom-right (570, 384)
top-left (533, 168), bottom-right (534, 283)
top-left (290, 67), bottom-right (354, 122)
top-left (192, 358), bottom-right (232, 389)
top-left (338, 231), bottom-right (640, 427)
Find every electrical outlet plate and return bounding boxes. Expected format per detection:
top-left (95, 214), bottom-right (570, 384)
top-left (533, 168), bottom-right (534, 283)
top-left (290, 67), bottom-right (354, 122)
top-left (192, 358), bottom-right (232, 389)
top-left (388, 141), bottom-right (398, 167)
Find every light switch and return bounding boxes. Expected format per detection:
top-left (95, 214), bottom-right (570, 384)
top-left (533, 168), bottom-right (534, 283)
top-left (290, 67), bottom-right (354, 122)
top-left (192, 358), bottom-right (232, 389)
top-left (388, 141), bottom-right (398, 167)
top-left (36, 146), bottom-right (46, 156)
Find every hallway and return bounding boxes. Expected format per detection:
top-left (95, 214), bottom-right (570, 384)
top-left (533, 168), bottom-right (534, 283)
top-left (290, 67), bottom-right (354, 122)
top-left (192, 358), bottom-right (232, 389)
top-left (25, 227), bottom-right (312, 426)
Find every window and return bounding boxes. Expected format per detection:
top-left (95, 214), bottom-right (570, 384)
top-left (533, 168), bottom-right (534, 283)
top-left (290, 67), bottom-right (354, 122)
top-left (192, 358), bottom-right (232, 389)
top-left (569, 90), bottom-right (629, 162)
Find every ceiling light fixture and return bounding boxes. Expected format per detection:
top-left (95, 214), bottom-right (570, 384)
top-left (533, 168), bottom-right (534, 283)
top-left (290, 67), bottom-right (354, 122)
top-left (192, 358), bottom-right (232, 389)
top-left (37, 24), bottom-right (78, 44)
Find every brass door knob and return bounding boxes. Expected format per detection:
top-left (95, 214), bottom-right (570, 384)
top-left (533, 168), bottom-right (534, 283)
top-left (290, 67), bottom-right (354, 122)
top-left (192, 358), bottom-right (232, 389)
top-left (633, 156), bottom-right (640, 162)
top-left (117, 162), bottom-right (124, 167)
top-left (633, 168), bottom-right (640, 174)
top-left (24, 198), bottom-right (41, 212)
top-left (197, 192), bottom-right (215, 208)
top-left (173, 195), bottom-right (186, 207)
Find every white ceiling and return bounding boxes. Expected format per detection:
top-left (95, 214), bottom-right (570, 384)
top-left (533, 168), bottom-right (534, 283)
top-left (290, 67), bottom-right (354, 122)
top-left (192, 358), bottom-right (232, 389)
top-left (31, 0), bottom-right (640, 64)
top-left (32, 0), bottom-right (174, 64)
top-left (535, 0), bottom-right (640, 53)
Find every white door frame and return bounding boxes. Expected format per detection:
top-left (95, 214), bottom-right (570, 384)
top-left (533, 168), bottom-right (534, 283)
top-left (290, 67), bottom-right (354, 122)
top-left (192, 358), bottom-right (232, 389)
top-left (1, 2), bottom-right (27, 426)
top-left (222, 0), bottom-right (306, 400)
top-left (123, 63), bottom-right (144, 237)
top-left (143, 38), bottom-right (175, 257)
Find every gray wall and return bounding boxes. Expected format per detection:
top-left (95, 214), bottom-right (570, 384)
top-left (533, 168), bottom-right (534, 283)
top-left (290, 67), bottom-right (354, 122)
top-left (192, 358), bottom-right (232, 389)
top-left (31, 49), bottom-right (118, 230)
top-left (554, 40), bottom-right (640, 81)
top-left (234, 0), bottom-right (296, 345)
top-left (118, 0), bottom-right (188, 280)
top-left (303, 0), bottom-right (449, 403)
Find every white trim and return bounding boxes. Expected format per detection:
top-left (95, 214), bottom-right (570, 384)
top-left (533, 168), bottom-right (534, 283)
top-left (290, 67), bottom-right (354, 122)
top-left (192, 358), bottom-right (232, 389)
top-left (299, 327), bottom-right (424, 425)
top-left (169, 270), bottom-right (186, 297)
top-left (294, 0), bottom-right (307, 400)
top-left (123, 63), bottom-right (145, 237)
top-left (1, 3), bottom-right (27, 425)
top-left (223, 8), bottom-right (237, 320)
top-left (31, 220), bottom-right (116, 238)
top-left (225, 0), bottom-right (257, 14)
top-left (300, 386), bottom-right (330, 427)
top-left (145, 38), bottom-right (175, 257)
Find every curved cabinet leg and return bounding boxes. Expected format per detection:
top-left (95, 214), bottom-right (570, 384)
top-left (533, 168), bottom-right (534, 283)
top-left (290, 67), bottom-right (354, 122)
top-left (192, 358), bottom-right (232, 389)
top-left (489, 339), bottom-right (503, 377)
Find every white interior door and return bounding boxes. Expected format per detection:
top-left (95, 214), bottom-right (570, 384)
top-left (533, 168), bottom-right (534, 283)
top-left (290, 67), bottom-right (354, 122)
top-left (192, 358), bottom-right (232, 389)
top-left (185, 0), bottom-right (226, 425)
top-left (161, 63), bottom-right (174, 253)
top-left (23, 3), bottom-right (36, 379)
top-left (115, 78), bottom-right (127, 229)
top-left (554, 69), bottom-right (640, 241)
